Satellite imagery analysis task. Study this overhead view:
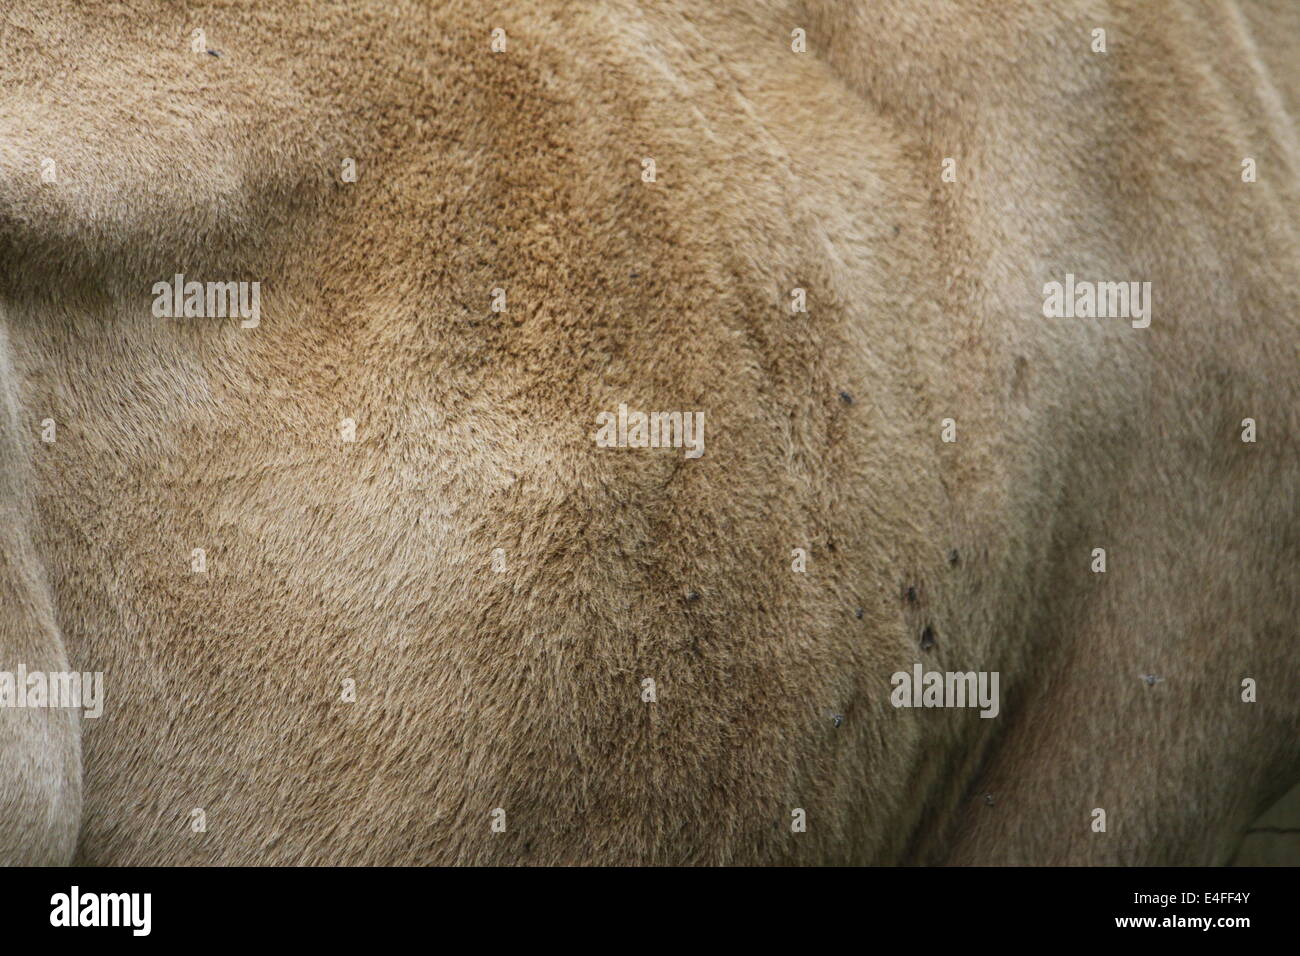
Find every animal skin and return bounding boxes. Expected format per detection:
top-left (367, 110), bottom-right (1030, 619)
top-left (0, 0), bottom-right (1296, 866)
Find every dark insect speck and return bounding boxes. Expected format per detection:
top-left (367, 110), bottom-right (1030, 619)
top-left (948, 549), bottom-right (960, 566)
top-left (207, 49), bottom-right (221, 57)
top-left (685, 590), bottom-right (700, 603)
top-left (920, 625), bottom-right (936, 650)
top-left (839, 390), bottom-right (854, 405)
top-left (905, 586), bottom-right (918, 604)
top-left (854, 607), bottom-right (864, 619)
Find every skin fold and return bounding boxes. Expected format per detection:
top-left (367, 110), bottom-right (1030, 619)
top-left (0, 0), bottom-right (1296, 865)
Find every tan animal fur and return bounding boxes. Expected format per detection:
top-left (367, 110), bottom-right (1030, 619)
top-left (0, 0), bottom-right (1296, 865)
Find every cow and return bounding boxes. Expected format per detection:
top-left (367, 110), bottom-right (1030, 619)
top-left (0, 0), bottom-right (1296, 866)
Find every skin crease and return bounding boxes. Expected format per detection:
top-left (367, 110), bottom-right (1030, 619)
top-left (0, 0), bottom-right (1295, 865)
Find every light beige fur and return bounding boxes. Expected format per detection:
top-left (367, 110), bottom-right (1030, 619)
top-left (0, 0), bottom-right (1296, 865)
